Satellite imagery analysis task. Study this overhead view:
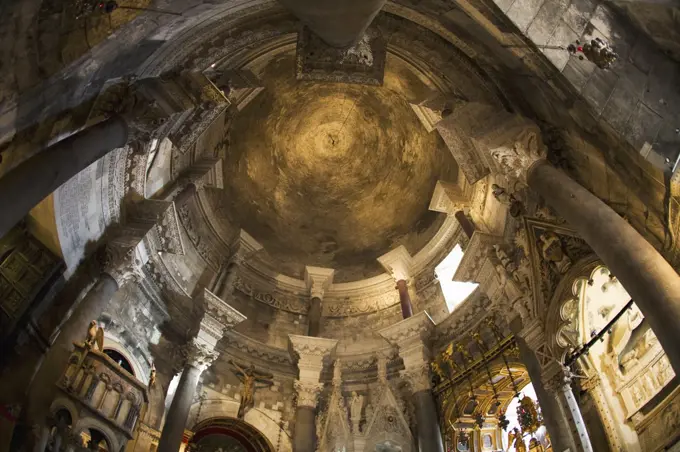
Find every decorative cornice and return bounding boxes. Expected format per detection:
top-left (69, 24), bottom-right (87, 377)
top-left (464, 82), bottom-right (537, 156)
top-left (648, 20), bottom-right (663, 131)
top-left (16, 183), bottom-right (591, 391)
top-left (203, 288), bottom-right (247, 330)
top-left (452, 231), bottom-right (500, 283)
top-left (378, 311), bottom-right (435, 348)
top-left (429, 180), bottom-right (469, 215)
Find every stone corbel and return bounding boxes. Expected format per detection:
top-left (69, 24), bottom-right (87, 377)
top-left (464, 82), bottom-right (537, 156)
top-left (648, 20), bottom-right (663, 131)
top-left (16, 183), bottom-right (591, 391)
top-left (230, 229), bottom-right (263, 264)
top-left (410, 93), bottom-right (467, 132)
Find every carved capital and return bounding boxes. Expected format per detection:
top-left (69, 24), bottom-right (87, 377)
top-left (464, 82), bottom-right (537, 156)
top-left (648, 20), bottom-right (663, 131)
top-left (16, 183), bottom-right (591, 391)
top-left (180, 339), bottom-right (218, 372)
top-left (231, 229), bottom-right (263, 263)
top-left (476, 122), bottom-right (547, 184)
top-left (295, 380), bottom-right (325, 408)
top-left (96, 244), bottom-right (140, 287)
top-left (429, 180), bottom-right (469, 215)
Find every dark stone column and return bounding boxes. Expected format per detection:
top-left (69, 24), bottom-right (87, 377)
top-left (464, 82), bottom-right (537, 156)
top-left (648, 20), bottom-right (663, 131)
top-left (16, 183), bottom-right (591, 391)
top-left (0, 117), bottom-right (128, 238)
top-left (307, 297), bottom-right (322, 337)
top-left (454, 210), bottom-right (475, 238)
top-left (413, 390), bottom-right (444, 452)
top-left (528, 161), bottom-right (680, 375)
top-left (516, 337), bottom-right (576, 452)
top-left (213, 261), bottom-right (239, 301)
top-left (396, 279), bottom-right (413, 319)
top-left (157, 363), bottom-right (203, 452)
top-left (293, 406), bottom-right (316, 452)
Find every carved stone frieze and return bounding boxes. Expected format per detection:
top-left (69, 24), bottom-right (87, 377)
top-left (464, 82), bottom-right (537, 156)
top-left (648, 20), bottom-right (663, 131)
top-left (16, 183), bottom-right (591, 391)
top-left (233, 276), bottom-right (308, 314)
top-left (295, 26), bottom-right (386, 86)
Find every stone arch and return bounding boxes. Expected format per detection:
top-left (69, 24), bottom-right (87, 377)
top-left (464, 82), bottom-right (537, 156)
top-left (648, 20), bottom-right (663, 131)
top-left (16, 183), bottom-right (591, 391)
top-left (49, 397), bottom-right (79, 427)
top-left (189, 416), bottom-right (276, 452)
top-left (73, 416), bottom-right (119, 452)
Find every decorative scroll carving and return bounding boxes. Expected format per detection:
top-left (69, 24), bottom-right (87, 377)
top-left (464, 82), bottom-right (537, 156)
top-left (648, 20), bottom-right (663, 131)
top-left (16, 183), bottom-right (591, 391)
top-left (233, 276), bottom-right (307, 314)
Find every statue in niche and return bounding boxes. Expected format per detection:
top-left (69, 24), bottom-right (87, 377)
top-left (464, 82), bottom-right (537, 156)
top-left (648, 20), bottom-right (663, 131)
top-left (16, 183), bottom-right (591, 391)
top-left (85, 321), bottom-right (104, 351)
top-left (538, 232), bottom-right (571, 274)
top-left (230, 360), bottom-right (274, 419)
top-left (350, 391), bottom-right (364, 432)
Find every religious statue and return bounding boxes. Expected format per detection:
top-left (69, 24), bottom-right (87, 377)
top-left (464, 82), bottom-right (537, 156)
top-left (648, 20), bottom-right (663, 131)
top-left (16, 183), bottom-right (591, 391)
top-left (507, 427), bottom-right (527, 452)
top-left (528, 437), bottom-right (545, 451)
top-left (538, 232), bottom-right (571, 274)
top-left (350, 391), bottom-right (364, 432)
top-left (149, 363), bottom-right (157, 389)
top-left (84, 321), bottom-right (104, 351)
top-left (230, 360), bottom-right (274, 419)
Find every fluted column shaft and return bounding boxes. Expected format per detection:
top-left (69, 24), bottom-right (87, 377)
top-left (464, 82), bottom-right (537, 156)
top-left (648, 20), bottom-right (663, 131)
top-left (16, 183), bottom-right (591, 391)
top-left (157, 363), bottom-right (203, 452)
top-left (396, 279), bottom-right (413, 319)
top-left (527, 160), bottom-right (680, 375)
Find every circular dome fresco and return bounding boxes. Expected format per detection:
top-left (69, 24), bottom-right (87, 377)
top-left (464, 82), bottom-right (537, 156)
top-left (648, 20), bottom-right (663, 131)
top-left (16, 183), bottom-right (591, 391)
top-left (204, 53), bottom-right (459, 282)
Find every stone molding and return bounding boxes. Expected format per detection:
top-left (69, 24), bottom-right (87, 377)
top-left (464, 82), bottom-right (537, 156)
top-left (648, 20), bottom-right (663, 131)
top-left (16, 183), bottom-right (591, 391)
top-left (403, 365), bottom-right (431, 393)
top-left (452, 231), bottom-right (500, 284)
top-left (295, 380), bottom-right (325, 408)
top-left (304, 266), bottom-right (335, 300)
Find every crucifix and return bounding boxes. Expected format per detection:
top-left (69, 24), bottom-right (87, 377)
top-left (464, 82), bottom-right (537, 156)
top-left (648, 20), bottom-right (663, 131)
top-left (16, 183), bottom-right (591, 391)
top-left (229, 360), bottom-right (274, 419)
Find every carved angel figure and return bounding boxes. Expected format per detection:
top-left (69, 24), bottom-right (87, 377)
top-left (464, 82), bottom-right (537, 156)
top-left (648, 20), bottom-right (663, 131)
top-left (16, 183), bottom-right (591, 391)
top-left (149, 363), bottom-right (157, 389)
top-left (230, 360), bottom-right (274, 419)
top-left (350, 391), bottom-right (364, 421)
top-left (507, 427), bottom-right (527, 452)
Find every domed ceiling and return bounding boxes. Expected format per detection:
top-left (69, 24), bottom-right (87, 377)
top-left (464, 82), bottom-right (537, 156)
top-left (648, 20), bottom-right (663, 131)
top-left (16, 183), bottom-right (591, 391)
top-left (203, 54), bottom-right (459, 282)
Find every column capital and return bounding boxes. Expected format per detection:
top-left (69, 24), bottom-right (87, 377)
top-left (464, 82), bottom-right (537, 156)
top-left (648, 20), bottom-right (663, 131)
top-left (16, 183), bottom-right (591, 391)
top-left (304, 266), bottom-right (335, 300)
top-left (479, 121), bottom-right (547, 185)
top-left (294, 380), bottom-right (325, 408)
top-left (403, 365), bottom-right (431, 393)
top-left (95, 243), bottom-right (140, 287)
top-left (180, 339), bottom-right (218, 372)
top-left (377, 245), bottom-right (413, 282)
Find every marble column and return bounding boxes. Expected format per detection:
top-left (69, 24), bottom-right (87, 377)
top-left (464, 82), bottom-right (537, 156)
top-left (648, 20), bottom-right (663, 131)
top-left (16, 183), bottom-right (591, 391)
top-left (557, 376), bottom-right (594, 452)
top-left (515, 335), bottom-right (578, 452)
top-left (289, 335), bottom-right (337, 452)
top-left (525, 160), bottom-right (680, 374)
top-left (157, 342), bottom-right (215, 452)
top-left (396, 279), bottom-right (413, 319)
top-left (304, 266), bottom-right (334, 337)
top-left (158, 289), bottom-right (246, 452)
top-left (0, 117), bottom-right (128, 238)
top-left (379, 312), bottom-right (444, 452)
top-left (293, 381), bottom-right (324, 452)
